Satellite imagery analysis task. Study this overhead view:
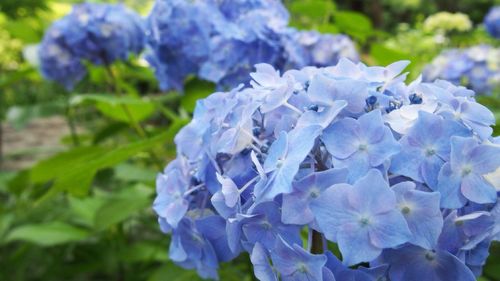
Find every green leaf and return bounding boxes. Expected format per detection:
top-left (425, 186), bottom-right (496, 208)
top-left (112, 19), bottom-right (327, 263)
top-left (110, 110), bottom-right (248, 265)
top-left (316, 24), bottom-right (339, 34)
top-left (333, 11), bottom-right (373, 42)
top-left (30, 146), bottom-right (106, 184)
top-left (71, 94), bottom-right (155, 123)
top-left (148, 263), bottom-right (202, 281)
top-left (5, 222), bottom-right (90, 246)
top-left (288, 0), bottom-right (335, 23)
top-left (0, 214), bottom-right (14, 243)
top-left (4, 19), bottom-right (40, 43)
top-left (114, 163), bottom-right (156, 183)
top-left (119, 242), bottom-right (168, 263)
top-left (94, 194), bottom-right (150, 230)
top-left (69, 196), bottom-right (106, 228)
top-left (181, 79), bottom-right (216, 113)
top-left (370, 43), bottom-right (411, 66)
top-left (31, 131), bottom-right (169, 198)
top-left (0, 172), bottom-right (16, 192)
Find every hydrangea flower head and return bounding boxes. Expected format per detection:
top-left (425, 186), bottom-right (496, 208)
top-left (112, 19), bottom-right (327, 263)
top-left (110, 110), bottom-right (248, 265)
top-left (423, 12), bottom-right (472, 34)
top-left (423, 45), bottom-right (500, 95)
top-left (484, 6), bottom-right (500, 38)
top-left (281, 29), bottom-right (359, 69)
top-left (145, 0), bottom-right (358, 91)
top-left (38, 3), bottom-right (146, 89)
top-left (154, 59), bottom-right (499, 280)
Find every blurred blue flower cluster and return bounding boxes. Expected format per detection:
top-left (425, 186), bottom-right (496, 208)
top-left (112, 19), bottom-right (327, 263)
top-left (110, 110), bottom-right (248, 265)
top-left (154, 59), bottom-right (500, 280)
top-left (484, 6), bottom-right (500, 38)
top-left (38, 3), bottom-right (145, 89)
top-left (423, 45), bottom-right (500, 95)
top-left (145, 0), bottom-right (358, 91)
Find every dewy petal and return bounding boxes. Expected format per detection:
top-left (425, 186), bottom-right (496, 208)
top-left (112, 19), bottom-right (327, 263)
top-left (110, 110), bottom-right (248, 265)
top-left (460, 173), bottom-right (497, 204)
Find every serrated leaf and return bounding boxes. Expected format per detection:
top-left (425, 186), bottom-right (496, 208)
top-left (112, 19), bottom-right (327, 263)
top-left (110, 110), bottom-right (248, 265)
top-left (5, 222), bottom-right (89, 246)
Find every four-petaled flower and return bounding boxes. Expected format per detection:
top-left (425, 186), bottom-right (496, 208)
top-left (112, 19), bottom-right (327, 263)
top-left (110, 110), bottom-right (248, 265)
top-left (311, 169), bottom-right (412, 265)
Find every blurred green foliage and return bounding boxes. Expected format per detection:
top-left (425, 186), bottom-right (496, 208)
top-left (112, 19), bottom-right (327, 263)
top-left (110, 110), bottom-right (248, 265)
top-left (0, 0), bottom-right (499, 280)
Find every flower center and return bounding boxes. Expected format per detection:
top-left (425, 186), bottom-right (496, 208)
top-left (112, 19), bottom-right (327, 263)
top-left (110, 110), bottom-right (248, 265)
top-left (424, 251), bottom-right (436, 261)
top-left (409, 93), bottom-right (423, 104)
top-left (358, 143), bottom-right (368, 151)
top-left (309, 188), bottom-right (320, 199)
top-left (261, 221), bottom-right (272, 230)
top-left (401, 206), bottom-right (411, 214)
top-left (359, 217), bottom-right (371, 227)
top-left (461, 165), bottom-right (472, 176)
top-left (425, 147), bottom-right (436, 156)
top-left (297, 263), bottom-right (308, 273)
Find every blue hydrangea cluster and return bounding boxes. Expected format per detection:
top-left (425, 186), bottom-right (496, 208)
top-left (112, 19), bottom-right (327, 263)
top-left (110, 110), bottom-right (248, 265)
top-left (38, 3), bottom-right (145, 89)
top-left (484, 6), bottom-right (500, 38)
top-left (145, 0), bottom-right (358, 91)
top-left (154, 59), bottom-right (500, 280)
top-left (423, 45), bottom-right (500, 95)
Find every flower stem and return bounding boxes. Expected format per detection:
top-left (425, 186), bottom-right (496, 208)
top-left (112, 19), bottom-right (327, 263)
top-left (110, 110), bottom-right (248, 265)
top-left (64, 92), bottom-right (80, 147)
top-left (311, 230), bottom-right (324, 254)
top-left (104, 65), bottom-right (163, 170)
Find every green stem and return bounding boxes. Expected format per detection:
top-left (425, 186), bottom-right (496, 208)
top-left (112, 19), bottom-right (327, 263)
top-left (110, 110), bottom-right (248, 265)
top-left (105, 65), bottom-right (164, 170)
top-left (64, 92), bottom-right (80, 147)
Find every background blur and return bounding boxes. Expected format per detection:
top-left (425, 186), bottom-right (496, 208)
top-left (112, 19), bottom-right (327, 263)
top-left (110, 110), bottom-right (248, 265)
top-left (0, 0), bottom-right (499, 280)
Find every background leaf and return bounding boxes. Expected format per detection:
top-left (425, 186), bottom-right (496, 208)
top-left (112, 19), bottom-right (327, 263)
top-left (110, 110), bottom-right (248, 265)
top-left (5, 222), bottom-right (90, 246)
